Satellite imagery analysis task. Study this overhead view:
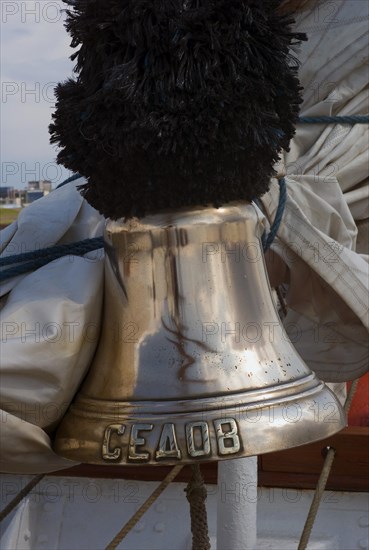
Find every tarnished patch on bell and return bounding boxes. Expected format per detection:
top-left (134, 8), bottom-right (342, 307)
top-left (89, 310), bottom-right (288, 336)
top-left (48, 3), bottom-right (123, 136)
top-left (54, 203), bottom-right (346, 465)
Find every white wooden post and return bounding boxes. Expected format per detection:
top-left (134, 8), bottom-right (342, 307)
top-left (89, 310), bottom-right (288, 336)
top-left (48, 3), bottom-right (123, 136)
top-left (216, 456), bottom-right (258, 549)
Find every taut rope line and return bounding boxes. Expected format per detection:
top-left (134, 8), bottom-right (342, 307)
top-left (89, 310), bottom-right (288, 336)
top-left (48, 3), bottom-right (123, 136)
top-left (0, 475), bottom-right (45, 523)
top-left (105, 465), bottom-right (183, 550)
top-left (298, 379), bottom-right (360, 550)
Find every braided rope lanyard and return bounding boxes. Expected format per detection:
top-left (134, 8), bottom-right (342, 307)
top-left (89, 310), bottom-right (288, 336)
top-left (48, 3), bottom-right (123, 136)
top-left (0, 465), bottom-right (211, 550)
top-left (185, 465), bottom-right (211, 550)
top-left (105, 464), bottom-right (210, 550)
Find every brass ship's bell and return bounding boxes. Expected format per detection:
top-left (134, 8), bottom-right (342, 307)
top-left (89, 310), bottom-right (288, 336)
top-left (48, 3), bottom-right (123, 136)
top-left (54, 203), bottom-right (346, 465)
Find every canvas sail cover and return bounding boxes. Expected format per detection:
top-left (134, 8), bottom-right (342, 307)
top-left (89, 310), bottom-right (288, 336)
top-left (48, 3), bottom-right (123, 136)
top-left (0, 0), bottom-right (368, 473)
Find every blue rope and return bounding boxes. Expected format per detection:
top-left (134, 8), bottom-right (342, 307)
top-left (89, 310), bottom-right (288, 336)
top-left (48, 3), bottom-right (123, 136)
top-left (0, 237), bottom-right (104, 282)
top-left (56, 173), bottom-right (82, 189)
top-left (262, 177), bottom-right (286, 252)
top-left (259, 115), bottom-right (368, 249)
top-left (298, 115), bottom-right (369, 124)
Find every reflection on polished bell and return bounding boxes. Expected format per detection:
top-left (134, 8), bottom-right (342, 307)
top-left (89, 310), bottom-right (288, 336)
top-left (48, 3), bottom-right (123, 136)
top-left (54, 203), bottom-right (346, 465)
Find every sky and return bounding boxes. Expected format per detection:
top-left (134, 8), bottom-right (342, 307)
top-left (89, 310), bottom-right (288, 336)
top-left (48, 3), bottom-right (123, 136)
top-left (1, 1), bottom-right (75, 189)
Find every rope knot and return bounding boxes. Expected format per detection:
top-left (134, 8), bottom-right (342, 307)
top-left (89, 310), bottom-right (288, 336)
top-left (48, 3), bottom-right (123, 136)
top-left (185, 482), bottom-right (207, 502)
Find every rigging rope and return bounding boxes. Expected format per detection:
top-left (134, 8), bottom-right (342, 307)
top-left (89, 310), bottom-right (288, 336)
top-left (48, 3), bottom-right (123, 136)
top-left (105, 465), bottom-right (183, 550)
top-left (297, 447), bottom-right (336, 550)
top-left (0, 475), bottom-right (45, 523)
top-left (0, 237), bottom-right (104, 282)
top-left (0, 237), bottom-right (104, 268)
top-left (298, 115), bottom-right (369, 124)
top-left (262, 177), bottom-right (286, 251)
top-left (297, 379), bottom-right (360, 550)
top-left (56, 173), bottom-right (82, 188)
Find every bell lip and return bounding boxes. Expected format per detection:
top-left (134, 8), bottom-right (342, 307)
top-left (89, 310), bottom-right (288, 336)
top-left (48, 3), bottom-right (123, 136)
top-left (70, 373), bottom-right (323, 418)
top-left (105, 200), bottom-right (259, 233)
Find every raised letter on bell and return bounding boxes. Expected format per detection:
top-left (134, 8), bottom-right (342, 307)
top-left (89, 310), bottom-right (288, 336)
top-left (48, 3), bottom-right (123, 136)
top-left (128, 423), bottom-right (153, 463)
top-left (102, 424), bottom-right (125, 461)
top-left (186, 421), bottom-right (210, 457)
top-left (155, 423), bottom-right (181, 460)
top-left (214, 418), bottom-right (241, 455)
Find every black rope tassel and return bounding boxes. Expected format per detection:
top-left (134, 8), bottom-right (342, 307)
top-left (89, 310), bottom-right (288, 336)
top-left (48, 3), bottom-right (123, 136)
top-left (50, 0), bottom-right (305, 219)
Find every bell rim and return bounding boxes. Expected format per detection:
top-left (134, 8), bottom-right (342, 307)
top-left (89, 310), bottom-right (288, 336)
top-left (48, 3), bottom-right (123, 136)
top-left (68, 372), bottom-right (324, 418)
top-left (54, 381), bottom-right (347, 465)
